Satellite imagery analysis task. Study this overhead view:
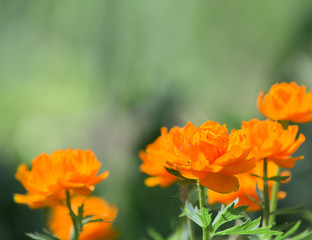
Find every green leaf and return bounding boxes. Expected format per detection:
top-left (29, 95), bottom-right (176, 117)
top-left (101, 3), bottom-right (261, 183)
top-left (147, 228), bottom-right (165, 240)
top-left (182, 200), bottom-right (203, 227)
top-left (270, 206), bottom-right (304, 216)
top-left (164, 167), bottom-right (184, 178)
top-left (255, 182), bottom-right (264, 206)
top-left (275, 221), bottom-right (301, 240)
top-left (212, 198), bottom-right (248, 233)
top-left (197, 207), bottom-right (212, 228)
top-left (291, 229), bottom-right (312, 240)
top-left (267, 176), bottom-right (290, 182)
top-left (245, 194), bottom-right (262, 208)
top-left (214, 217), bottom-right (280, 236)
top-left (177, 178), bottom-right (197, 185)
top-left (250, 174), bottom-right (261, 179)
top-left (26, 230), bottom-right (60, 240)
top-left (248, 235), bottom-right (261, 240)
top-left (167, 222), bottom-right (189, 240)
top-left (81, 216), bottom-right (105, 226)
top-left (271, 222), bottom-right (297, 232)
top-left (77, 203), bottom-right (84, 220)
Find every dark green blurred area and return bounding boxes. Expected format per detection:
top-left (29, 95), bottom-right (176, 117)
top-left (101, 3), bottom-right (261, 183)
top-left (1, 1), bottom-right (312, 239)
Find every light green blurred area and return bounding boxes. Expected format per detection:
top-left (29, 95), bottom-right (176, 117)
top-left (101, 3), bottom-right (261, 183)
top-left (1, 1), bottom-right (312, 239)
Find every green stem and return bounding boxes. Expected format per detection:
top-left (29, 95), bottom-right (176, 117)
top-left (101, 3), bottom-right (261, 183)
top-left (198, 183), bottom-right (210, 240)
top-left (180, 186), bottom-right (196, 240)
top-left (268, 120), bottom-right (288, 226)
top-left (262, 158), bottom-right (270, 227)
top-left (269, 167), bottom-right (282, 226)
top-left (65, 190), bottom-right (79, 240)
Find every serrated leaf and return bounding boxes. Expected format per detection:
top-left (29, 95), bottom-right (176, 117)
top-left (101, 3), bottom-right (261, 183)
top-left (212, 198), bottom-right (248, 233)
top-left (196, 207), bottom-right (212, 228)
top-left (267, 176), bottom-right (290, 182)
top-left (275, 221), bottom-right (301, 240)
top-left (182, 200), bottom-right (203, 227)
top-left (164, 167), bottom-right (184, 178)
top-left (271, 206), bottom-right (304, 216)
top-left (214, 217), bottom-right (280, 236)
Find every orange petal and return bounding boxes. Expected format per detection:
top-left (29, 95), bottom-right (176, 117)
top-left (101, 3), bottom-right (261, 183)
top-left (219, 158), bottom-right (256, 175)
top-left (271, 156), bottom-right (304, 168)
top-left (199, 172), bottom-right (239, 193)
top-left (145, 177), bottom-right (163, 187)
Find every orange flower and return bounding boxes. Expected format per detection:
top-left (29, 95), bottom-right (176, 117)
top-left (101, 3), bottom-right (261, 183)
top-left (241, 119), bottom-right (305, 168)
top-left (49, 196), bottom-right (118, 240)
top-left (14, 149), bottom-right (109, 208)
top-left (258, 82), bottom-right (312, 123)
top-left (139, 127), bottom-right (180, 187)
top-left (208, 161), bottom-right (289, 211)
top-left (166, 121), bottom-right (255, 193)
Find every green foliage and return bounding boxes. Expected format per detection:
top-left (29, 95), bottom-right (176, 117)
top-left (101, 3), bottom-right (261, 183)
top-left (183, 199), bottom-right (281, 239)
top-left (26, 229), bottom-right (60, 240)
top-left (275, 221), bottom-right (312, 240)
top-left (270, 206), bottom-right (305, 216)
top-left (255, 182), bottom-right (264, 206)
top-left (147, 223), bottom-right (189, 240)
top-left (177, 178), bottom-right (197, 185)
top-left (148, 228), bottom-right (165, 240)
top-left (266, 176), bottom-right (291, 182)
top-left (164, 167), bottom-right (184, 178)
top-left (164, 167), bottom-right (197, 186)
top-left (248, 221), bottom-right (312, 240)
top-left (26, 202), bottom-right (104, 240)
top-left (250, 174), bottom-right (290, 182)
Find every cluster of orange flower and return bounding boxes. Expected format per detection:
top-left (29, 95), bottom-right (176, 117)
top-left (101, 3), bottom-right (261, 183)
top-left (14, 148), bottom-right (118, 240)
top-left (13, 81), bottom-right (312, 239)
top-left (140, 82), bottom-right (312, 211)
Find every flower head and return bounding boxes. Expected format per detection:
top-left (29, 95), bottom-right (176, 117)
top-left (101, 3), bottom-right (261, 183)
top-left (208, 161), bottom-right (289, 211)
top-left (258, 82), bottom-right (312, 123)
top-left (14, 149), bottom-right (109, 208)
top-left (139, 127), bottom-right (180, 187)
top-left (241, 119), bottom-right (305, 168)
top-left (49, 196), bottom-right (118, 240)
top-left (167, 121), bottom-right (255, 193)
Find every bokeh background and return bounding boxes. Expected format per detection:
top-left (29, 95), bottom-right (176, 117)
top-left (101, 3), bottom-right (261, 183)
top-left (1, 1), bottom-right (312, 239)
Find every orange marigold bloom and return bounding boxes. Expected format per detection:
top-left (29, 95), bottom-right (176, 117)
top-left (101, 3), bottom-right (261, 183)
top-left (139, 127), bottom-right (180, 187)
top-left (167, 121), bottom-right (255, 193)
top-left (258, 82), bottom-right (312, 123)
top-left (241, 119), bottom-right (305, 168)
top-left (49, 196), bottom-right (118, 240)
top-left (208, 161), bottom-right (289, 211)
top-left (14, 149), bottom-right (109, 208)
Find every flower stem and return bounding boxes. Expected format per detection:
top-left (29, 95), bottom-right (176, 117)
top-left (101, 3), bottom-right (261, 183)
top-left (268, 120), bottom-right (288, 226)
top-left (180, 185), bottom-right (196, 240)
top-left (269, 167), bottom-right (281, 226)
top-left (262, 158), bottom-right (270, 227)
top-left (65, 190), bottom-right (79, 240)
top-left (198, 183), bottom-right (210, 240)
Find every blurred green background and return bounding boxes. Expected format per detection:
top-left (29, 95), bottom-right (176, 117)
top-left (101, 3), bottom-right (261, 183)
top-left (1, 0), bottom-right (312, 239)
